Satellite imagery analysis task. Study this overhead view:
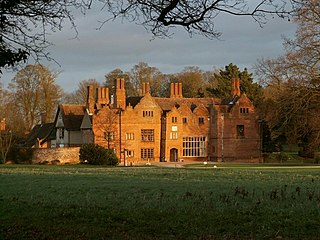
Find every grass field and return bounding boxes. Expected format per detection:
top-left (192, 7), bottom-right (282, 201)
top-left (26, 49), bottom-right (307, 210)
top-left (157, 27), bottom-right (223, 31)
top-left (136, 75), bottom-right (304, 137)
top-left (1, 164), bottom-right (320, 239)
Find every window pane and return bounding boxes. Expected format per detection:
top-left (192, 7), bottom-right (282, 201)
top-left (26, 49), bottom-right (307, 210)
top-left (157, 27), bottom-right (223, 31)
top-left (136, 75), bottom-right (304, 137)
top-left (182, 137), bottom-right (206, 157)
top-left (141, 129), bottom-right (154, 142)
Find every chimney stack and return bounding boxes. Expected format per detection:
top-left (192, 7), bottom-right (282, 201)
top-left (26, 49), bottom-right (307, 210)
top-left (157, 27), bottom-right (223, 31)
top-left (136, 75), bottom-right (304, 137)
top-left (114, 78), bottom-right (126, 109)
top-left (86, 85), bottom-right (95, 114)
top-left (170, 82), bottom-right (183, 98)
top-left (96, 87), bottom-right (109, 106)
top-left (232, 78), bottom-right (241, 97)
top-left (142, 82), bottom-right (150, 96)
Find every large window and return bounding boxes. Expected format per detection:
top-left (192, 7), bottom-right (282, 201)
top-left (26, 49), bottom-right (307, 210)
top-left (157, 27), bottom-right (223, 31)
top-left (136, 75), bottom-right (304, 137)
top-left (141, 148), bottom-right (154, 160)
top-left (141, 129), bottom-right (154, 142)
top-left (182, 137), bottom-right (206, 157)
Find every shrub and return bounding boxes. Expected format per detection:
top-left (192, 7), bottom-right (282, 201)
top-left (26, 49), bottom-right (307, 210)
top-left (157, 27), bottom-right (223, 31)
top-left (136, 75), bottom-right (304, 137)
top-left (79, 144), bottom-right (119, 166)
top-left (7, 147), bottom-right (33, 164)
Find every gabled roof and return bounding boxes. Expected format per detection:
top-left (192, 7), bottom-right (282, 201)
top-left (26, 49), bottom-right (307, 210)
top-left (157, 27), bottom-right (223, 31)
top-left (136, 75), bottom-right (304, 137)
top-left (59, 104), bottom-right (85, 131)
top-left (134, 93), bottom-right (162, 111)
top-left (126, 96), bottom-right (143, 108)
top-left (24, 123), bottom-right (55, 147)
top-left (153, 97), bottom-right (220, 111)
top-left (126, 94), bottom-right (254, 115)
top-left (80, 110), bottom-right (92, 129)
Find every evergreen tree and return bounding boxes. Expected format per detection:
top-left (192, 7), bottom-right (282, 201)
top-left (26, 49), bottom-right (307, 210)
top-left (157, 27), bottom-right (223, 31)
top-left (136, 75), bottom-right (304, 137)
top-left (207, 63), bottom-right (262, 105)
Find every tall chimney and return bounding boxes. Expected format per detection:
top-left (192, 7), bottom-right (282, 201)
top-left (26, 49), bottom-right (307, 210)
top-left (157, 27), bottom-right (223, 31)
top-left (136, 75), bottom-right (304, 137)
top-left (114, 78), bottom-right (126, 109)
top-left (142, 83), bottom-right (146, 96)
top-left (97, 87), bottom-right (109, 106)
top-left (170, 83), bottom-right (183, 98)
top-left (142, 82), bottom-right (151, 96)
top-left (86, 85), bottom-right (95, 114)
top-left (174, 83), bottom-right (179, 97)
top-left (170, 83), bottom-right (175, 98)
top-left (237, 78), bottom-right (241, 96)
top-left (232, 78), bottom-right (241, 97)
top-left (178, 83), bottom-right (183, 97)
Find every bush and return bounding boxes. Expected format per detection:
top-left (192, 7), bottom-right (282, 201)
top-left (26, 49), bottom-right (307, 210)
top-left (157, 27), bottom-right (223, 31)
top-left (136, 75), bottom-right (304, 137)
top-left (79, 144), bottom-right (119, 166)
top-left (7, 147), bottom-right (33, 164)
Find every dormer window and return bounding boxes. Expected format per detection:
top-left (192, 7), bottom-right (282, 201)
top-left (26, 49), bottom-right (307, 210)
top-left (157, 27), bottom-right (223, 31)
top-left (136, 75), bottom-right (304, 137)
top-left (240, 108), bottom-right (249, 114)
top-left (143, 110), bottom-right (154, 117)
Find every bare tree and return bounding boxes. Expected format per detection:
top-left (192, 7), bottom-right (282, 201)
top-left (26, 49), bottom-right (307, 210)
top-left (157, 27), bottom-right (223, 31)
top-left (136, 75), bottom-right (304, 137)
top-left (9, 64), bottom-right (62, 132)
top-left (130, 62), bottom-right (166, 97)
top-left (170, 66), bottom-right (206, 98)
top-left (0, 83), bottom-right (25, 135)
top-left (1, 1), bottom-right (302, 70)
top-left (0, 126), bottom-right (14, 164)
top-left (64, 79), bottom-right (101, 105)
top-left (98, 0), bottom-right (302, 38)
top-left (93, 107), bottom-right (119, 149)
top-left (105, 69), bottom-right (133, 97)
top-left (255, 0), bottom-right (320, 154)
top-left (0, 0), bottom-right (88, 71)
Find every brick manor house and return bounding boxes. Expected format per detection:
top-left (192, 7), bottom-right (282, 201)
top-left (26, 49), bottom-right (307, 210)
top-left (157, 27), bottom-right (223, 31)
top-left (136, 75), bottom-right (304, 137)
top-left (33, 78), bottom-right (261, 164)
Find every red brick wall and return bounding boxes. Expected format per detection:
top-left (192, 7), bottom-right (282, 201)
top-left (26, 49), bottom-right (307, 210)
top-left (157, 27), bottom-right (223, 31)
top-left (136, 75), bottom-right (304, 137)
top-left (89, 85), bottom-right (261, 163)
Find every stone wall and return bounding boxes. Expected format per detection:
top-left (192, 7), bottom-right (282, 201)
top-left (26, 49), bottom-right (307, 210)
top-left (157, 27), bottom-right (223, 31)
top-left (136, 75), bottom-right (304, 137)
top-left (32, 147), bottom-right (80, 164)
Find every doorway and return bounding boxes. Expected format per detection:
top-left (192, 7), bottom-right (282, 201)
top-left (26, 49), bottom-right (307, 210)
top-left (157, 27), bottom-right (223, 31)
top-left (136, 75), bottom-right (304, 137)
top-left (170, 148), bottom-right (178, 162)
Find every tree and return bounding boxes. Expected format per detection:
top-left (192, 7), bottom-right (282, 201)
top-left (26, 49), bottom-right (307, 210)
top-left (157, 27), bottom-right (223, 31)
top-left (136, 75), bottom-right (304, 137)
top-left (37, 66), bottom-right (63, 123)
top-left (0, 127), bottom-right (14, 164)
top-left (9, 64), bottom-right (62, 133)
top-left (105, 69), bottom-right (134, 97)
top-left (100, 1), bottom-right (301, 39)
top-left (170, 66), bottom-right (206, 98)
top-left (0, 83), bottom-right (25, 135)
top-left (93, 107), bottom-right (119, 150)
top-left (79, 143), bottom-right (119, 165)
top-left (129, 62), bottom-right (166, 97)
top-left (65, 79), bottom-right (101, 105)
top-left (0, 84), bottom-right (13, 163)
top-left (0, 0), bottom-right (83, 71)
top-left (1, 1), bottom-right (302, 71)
top-left (207, 63), bottom-right (262, 104)
top-left (255, 1), bottom-right (320, 154)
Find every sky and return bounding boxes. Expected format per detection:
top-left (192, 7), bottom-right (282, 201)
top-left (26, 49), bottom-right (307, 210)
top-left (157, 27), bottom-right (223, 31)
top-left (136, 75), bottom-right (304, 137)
top-left (1, 6), bottom-right (297, 93)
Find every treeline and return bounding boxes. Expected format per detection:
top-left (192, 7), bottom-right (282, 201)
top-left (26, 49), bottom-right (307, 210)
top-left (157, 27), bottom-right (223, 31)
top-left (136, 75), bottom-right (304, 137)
top-left (64, 62), bottom-right (261, 105)
top-left (254, 1), bottom-right (320, 155)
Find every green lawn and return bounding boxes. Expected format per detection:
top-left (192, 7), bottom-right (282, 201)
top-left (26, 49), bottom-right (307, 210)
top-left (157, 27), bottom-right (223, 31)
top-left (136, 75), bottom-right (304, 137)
top-left (1, 164), bottom-right (320, 239)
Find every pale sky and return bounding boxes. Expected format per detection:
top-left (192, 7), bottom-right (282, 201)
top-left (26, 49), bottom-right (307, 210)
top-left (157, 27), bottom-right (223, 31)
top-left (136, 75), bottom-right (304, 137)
top-left (1, 8), bottom-right (297, 93)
